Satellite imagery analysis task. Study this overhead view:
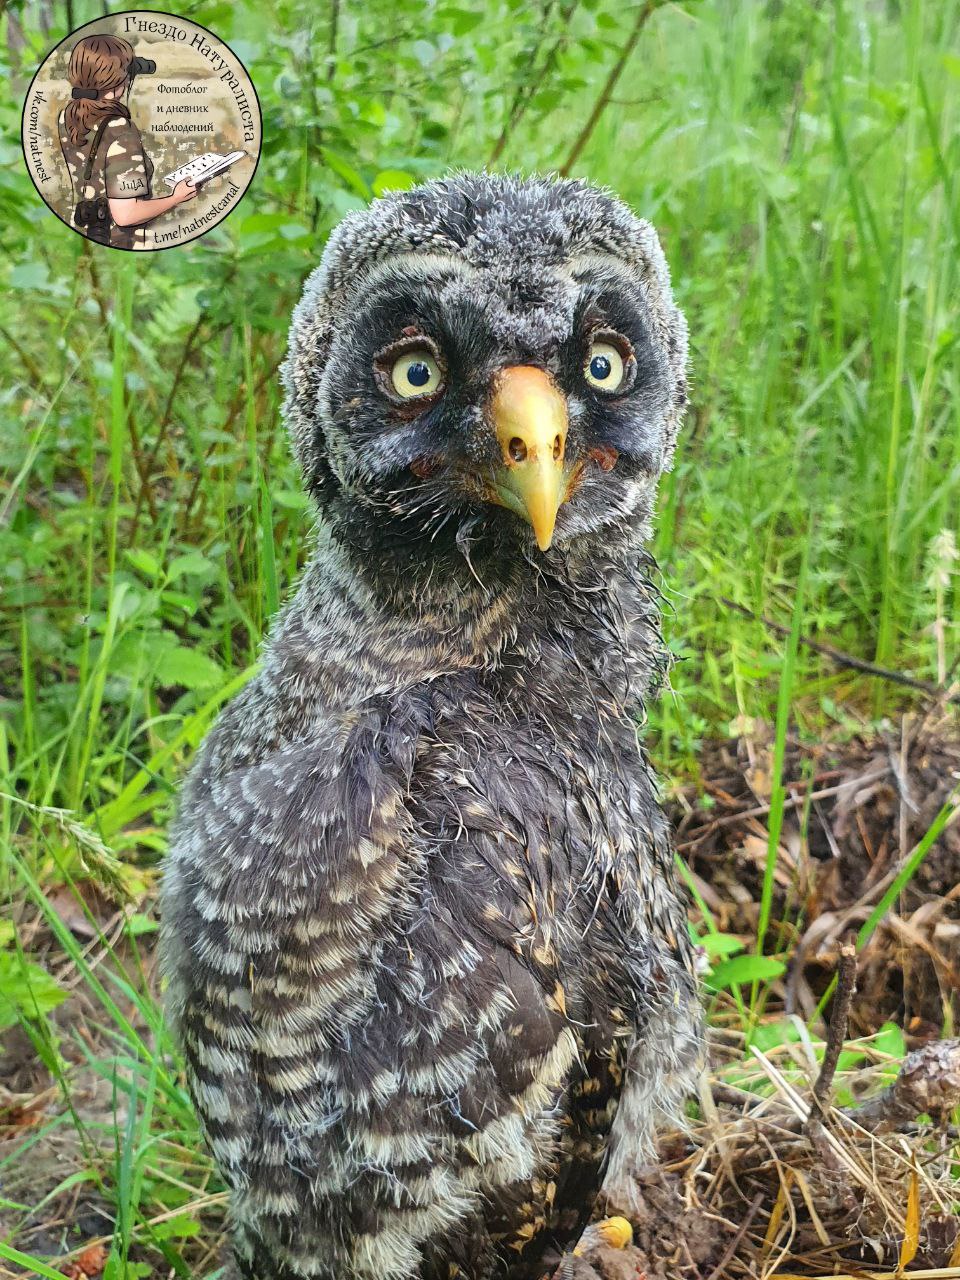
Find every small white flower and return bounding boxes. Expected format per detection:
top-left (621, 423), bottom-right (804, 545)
top-left (926, 529), bottom-right (958, 593)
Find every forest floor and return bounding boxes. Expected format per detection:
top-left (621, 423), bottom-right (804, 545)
top-left (3, 713), bottom-right (959, 1280)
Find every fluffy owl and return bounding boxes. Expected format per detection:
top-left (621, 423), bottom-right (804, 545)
top-left (160, 172), bottom-right (703, 1280)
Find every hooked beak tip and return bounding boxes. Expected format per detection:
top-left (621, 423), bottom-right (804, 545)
top-left (489, 366), bottom-right (569, 553)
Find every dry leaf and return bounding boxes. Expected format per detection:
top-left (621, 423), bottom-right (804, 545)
top-left (763, 1169), bottom-right (794, 1256)
top-left (0, 1100), bottom-right (45, 1130)
top-left (898, 1165), bottom-right (921, 1273)
top-left (61, 1242), bottom-right (108, 1279)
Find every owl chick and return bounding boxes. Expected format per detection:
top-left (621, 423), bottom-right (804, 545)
top-left (160, 172), bottom-right (703, 1280)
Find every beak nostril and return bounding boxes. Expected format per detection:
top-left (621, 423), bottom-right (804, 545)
top-left (553, 435), bottom-right (562, 460)
top-left (509, 437), bottom-right (528, 463)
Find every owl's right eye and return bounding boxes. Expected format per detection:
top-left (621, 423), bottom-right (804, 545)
top-left (584, 341), bottom-right (626, 392)
top-left (390, 351), bottom-right (443, 398)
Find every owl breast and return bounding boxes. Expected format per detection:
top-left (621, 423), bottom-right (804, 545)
top-left (166, 658), bottom-right (695, 1280)
top-left (354, 673), bottom-right (689, 1275)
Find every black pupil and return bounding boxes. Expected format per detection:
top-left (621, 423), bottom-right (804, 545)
top-left (406, 361), bottom-right (431, 388)
top-left (590, 354), bottom-right (612, 381)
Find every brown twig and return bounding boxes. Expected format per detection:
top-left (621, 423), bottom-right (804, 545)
top-left (125, 412), bottom-right (159, 524)
top-left (721, 597), bottom-right (955, 700)
top-left (559, 0), bottom-right (666, 176)
top-left (129, 313), bottom-right (209, 540)
top-left (711, 1080), bottom-right (763, 1110)
top-left (81, 241), bottom-right (111, 329)
top-left (779, 0), bottom-right (825, 162)
top-left (675, 767), bottom-right (891, 850)
top-left (810, 941), bottom-right (858, 1114)
top-left (799, 943), bottom-right (860, 1214)
top-left (487, 0), bottom-right (578, 166)
top-left (327, 0), bottom-right (340, 82)
top-left (702, 1191), bottom-right (764, 1280)
top-left (0, 324), bottom-right (44, 385)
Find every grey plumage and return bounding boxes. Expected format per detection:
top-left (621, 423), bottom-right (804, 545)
top-left (160, 171), bottom-right (703, 1280)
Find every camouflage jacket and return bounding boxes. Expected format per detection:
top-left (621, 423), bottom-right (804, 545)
top-left (58, 110), bottom-right (154, 250)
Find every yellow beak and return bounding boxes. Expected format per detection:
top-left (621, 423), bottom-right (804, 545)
top-left (489, 366), bottom-right (569, 551)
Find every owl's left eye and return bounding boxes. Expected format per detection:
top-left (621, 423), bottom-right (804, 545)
top-left (390, 350), bottom-right (443, 398)
top-left (583, 341), bottom-right (626, 392)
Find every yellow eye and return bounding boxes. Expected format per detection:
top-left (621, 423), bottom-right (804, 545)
top-left (390, 350), bottom-right (443, 398)
top-left (584, 342), bottom-right (625, 391)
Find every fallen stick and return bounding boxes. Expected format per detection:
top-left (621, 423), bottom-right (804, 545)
top-left (675, 768), bottom-right (892, 848)
top-left (808, 942), bottom-right (858, 1117)
top-left (802, 943), bottom-right (861, 1215)
top-left (720, 598), bottom-right (956, 701)
top-left (702, 1192), bottom-right (764, 1280)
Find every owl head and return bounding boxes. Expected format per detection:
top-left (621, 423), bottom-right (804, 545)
top-left (282, 172), bottom-right (687, 581)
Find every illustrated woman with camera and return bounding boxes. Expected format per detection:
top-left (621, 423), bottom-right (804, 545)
top-left (58, 35), bottom-right (197, 249)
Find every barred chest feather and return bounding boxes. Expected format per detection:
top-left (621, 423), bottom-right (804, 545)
top-left (160, 551), bottom-right (702, 1280)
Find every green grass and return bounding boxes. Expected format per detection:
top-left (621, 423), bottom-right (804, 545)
top-left (1, 0), bottom-right (959, 1273)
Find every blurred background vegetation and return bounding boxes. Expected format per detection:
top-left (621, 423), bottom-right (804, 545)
top-left (1, 0), bottom-right (958, 1274)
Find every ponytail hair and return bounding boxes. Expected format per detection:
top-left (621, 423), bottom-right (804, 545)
top-left (64, 35), bottom-right (134, 146)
